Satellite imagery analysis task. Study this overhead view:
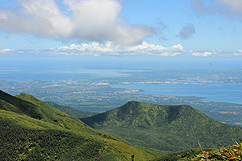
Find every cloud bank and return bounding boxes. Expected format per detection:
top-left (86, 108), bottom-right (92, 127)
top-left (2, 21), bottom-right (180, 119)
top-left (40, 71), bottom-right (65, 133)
top-left (53, 41), bottom-right (185, 56)
top-left (1, 41), bottom-right (242, 57)
top-left (51, 45), bottom-right (242, 57)
top-left (0, 0), bottom-right (154, 45)
top-left (190, 49), bottom-right (223, 57)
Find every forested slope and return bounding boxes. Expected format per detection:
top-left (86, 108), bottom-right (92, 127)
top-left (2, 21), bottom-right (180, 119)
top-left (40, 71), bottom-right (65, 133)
top-left (0, 90), bottom-right (162, 161)
top-left (81, 101), bottom-right (242, 151)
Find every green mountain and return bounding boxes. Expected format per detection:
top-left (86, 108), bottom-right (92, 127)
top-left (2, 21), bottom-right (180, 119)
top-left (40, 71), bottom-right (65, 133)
top-left (45, 101), bottom-right (98, 118)
top-left (0, 91), bottom-right (162, 160)
top-left (81, 101), bottom-right (242, 151)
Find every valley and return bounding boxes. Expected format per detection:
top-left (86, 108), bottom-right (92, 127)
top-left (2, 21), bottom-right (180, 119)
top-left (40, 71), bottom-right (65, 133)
top-left (0, 90), bottom-right (163, 161)
top-left (1, 90), bottom-right (242, 160)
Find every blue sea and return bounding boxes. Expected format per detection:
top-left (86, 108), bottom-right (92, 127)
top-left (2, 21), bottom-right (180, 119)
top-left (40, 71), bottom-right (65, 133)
top-left (110, 83), bottom-right (242, 104)
top-left (1, 54), bottom-right (242, 104)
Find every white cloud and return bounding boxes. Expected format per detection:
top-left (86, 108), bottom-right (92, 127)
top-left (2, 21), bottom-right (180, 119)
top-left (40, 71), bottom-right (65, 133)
top-left (233, 49), bottom-right (242, 56)
top-left (2, 42), bottom-right (241, 58)
top-left (54, 41), bottom-right (185, 56)
top-left (191, 49), bottom-right (222, 57)
top-left (0, 49), bottom-right (14, 53)
top-left (192, 51), bottom-right (213, 57)
top-left (0, 0), bottom-right (154, 45)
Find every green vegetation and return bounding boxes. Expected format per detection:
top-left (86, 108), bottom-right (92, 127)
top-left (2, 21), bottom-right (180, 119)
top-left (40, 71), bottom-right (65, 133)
top-left (0, 117), bottom-right (111, 161)
top-left (46, 101), bottom-right (98, 118)
top-left (151, 148), bottom-right (214, 161)
top-left (191, 141), bottom-right (242, 161)
top-left (0, 90), bottom-right (163, 160)
top-left (2, 78), bottom-right (242, 126)
top-left (2, 89), bottom-right (242, 160)
top-left (81, 101), bottom-right (242, 151)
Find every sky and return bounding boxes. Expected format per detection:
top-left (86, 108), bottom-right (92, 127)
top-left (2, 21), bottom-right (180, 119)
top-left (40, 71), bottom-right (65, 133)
top-left (1, 0), bottom-right (242, 58)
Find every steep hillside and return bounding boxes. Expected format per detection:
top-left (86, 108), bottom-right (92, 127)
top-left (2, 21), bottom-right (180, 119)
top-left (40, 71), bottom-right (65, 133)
top-left (45, 101), bottom-right (98, 118)
top-left (0, 91), bottom-right (162, 160)
top-left (0, 90), bottom-right (43, 119)
top-left (81, 101), bottom-right (242, 151)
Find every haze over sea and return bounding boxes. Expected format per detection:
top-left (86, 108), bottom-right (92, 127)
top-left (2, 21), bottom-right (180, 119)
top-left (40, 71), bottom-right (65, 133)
top-left (110, 83), bottom-right (242, 104)
top-left (1, 55), bottom-right (242, 104)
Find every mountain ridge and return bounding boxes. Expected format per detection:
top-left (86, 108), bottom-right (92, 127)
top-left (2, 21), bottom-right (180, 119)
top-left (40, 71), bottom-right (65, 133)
top-left (81, 101), bottom-right (242, 151)
top-left (0, 90), bottom-right (162, 160)
top-left (45, 101), bottom-right (98, 118)
top-left (0, 90), bottom-right (43, 119)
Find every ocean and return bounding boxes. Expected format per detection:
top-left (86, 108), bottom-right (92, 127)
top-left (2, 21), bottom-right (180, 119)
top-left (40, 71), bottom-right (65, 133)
top-left (1, 54), bottom-right (242, 104)
top-left (110, 83), bottom-right (242, 104)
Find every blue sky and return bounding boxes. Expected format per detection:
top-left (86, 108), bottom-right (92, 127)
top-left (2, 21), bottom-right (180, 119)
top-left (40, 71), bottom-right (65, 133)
top-left (1, 0), bottom-right (242, 57)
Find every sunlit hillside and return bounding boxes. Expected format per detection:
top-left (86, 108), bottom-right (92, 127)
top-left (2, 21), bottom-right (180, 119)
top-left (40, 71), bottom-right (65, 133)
top-left (0, 90), bottom-right (162, 161)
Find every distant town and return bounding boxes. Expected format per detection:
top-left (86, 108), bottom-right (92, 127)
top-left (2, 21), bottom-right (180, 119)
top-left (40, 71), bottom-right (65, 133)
top-left (1, 66), bottom-right (242, 126)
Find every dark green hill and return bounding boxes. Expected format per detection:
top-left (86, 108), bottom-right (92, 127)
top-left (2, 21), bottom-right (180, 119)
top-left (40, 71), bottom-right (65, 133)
top-left (0, 90), bottom-right (43, 119)
top-left (81, 101), bottom-right (242, 151)
top-left (0, 91), bottom-right (163, 160)
top-left (45, 101), bottom-right (98, 118)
